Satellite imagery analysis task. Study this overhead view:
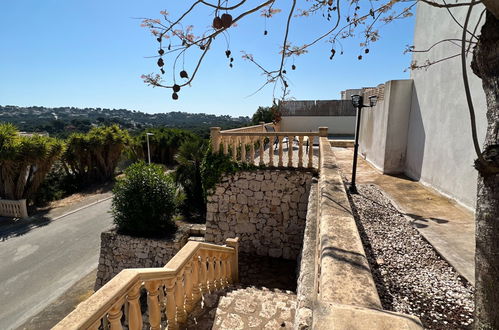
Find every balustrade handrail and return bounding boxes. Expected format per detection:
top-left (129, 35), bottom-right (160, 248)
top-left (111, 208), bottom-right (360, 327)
top-left (220, 121), bottom-right (274, 133)
top-left (53, 238), bottom-right (239, 330)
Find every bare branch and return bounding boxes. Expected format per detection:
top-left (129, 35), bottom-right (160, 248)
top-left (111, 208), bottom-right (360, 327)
top-left (419, 0), bottom-right (482, 8)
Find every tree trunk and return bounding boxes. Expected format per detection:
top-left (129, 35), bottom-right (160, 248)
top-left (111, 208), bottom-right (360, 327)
top-left (471, 11), bottom-right (499, 330)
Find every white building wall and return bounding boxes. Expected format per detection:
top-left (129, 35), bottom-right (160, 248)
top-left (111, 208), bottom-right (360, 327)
top-left (407, 3), bottom-right (487, 209)
top-left (280, 116), bottom-right (355, 135)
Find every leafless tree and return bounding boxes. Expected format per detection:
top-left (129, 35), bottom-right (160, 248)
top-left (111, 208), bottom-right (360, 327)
top-left (141, 1), bottom-right (499, 328)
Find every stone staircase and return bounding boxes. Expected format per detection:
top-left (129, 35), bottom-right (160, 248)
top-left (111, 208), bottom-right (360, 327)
top-left (213, 286), bottom-right (296, 329)
top-left (185, 286), bottom-right (297, 329)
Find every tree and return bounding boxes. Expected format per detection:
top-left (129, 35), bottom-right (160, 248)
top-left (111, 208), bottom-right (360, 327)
top-left (251, 104), bottom-right (282, 125)
top-left (64, 125), bottom-right (130, 183)
top-left (0, 123), bottom-right (64, 201)
top-left (174, 138), bottom-right (207, 221)
top-left (141, 1), bottom-right (499, 328)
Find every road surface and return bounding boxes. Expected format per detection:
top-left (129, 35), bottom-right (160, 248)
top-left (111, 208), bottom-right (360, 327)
top-left (0, 199), bottom-right (113, 330)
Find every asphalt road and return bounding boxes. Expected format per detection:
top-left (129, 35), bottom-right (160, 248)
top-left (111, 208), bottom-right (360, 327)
top-left (0, 199), bottom-right (113, 330)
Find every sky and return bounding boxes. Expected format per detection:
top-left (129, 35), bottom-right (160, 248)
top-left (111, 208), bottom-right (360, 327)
top-left (0, 1), bottom-right (416, 117)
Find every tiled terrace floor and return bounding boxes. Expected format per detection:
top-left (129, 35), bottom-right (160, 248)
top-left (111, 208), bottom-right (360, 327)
top-left (333, 147), bottom-right (475, 285)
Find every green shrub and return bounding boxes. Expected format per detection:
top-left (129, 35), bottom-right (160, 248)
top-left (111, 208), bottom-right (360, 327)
top-left (200, 146), bottom-right (258, 195)
top-left (111, 161), bottom-right (179, 238)
top-left (33, 161), bottom-right (79, 206)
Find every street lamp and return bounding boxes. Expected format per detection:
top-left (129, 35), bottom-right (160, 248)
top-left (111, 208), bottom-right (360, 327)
top-left (349, 94), bottom-right (377, 194)
top-left (146, 132), bottom-right (154, 164)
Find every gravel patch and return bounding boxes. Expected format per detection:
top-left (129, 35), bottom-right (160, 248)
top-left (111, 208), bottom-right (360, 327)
top-left (347, 184), bottom-right (474, 329)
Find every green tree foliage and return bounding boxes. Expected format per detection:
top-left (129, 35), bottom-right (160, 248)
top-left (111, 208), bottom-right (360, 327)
top-left (251, 104), bottom-right (282, 125)
top-left (251, 106), bottom-right (274, 125)
top-left (131, 128), bottom-right (198, 165)
top-left (112, 162), bottom-right (179, 238)
top-left (0, 123), bottom-right (64, 200)
top-left (174, 138), bottom-right (207, 221)
top-left (63, 125), bottom-right (130, 184)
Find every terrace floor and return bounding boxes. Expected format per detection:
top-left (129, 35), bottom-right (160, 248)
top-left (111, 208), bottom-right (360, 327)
top-left (333, 147), bottom-right (475, 285)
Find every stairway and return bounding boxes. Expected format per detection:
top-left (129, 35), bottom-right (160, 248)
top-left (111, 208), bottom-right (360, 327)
top-left (211, 286), bottom-right (296, 329)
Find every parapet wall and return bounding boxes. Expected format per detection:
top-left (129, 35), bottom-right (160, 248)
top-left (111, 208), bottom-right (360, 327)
top-left (95, 229), bottom-right (189, 290)
top-left (205, 169), bottom-right (313, 260)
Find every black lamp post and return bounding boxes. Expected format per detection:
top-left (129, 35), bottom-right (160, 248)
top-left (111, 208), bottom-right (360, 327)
top-left (349, 94), bottom-right (378, 194)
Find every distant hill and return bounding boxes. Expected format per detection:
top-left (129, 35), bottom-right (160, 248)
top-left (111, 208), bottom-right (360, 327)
top-left (0, 105), bottom-right (251, 138)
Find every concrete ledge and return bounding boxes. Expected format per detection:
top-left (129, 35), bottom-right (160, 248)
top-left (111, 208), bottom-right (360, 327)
top-left (329, 140), bottom-right (354, 148)
top-left (313, 302), bottom-right (423, 330)
top-left (317, 137), bottom-right (381, 308)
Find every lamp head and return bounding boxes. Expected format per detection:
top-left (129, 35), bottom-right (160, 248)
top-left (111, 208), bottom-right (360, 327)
top-left (351, 94), bottom-right (362, 108)
top-left (369, 95), bottom-right (378, 107)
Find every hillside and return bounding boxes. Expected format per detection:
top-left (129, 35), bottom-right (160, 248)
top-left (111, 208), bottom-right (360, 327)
top-left (0, 105), bottom-right (251, 138)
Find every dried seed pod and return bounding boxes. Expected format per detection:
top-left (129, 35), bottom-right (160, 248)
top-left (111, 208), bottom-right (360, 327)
top-left (282, 69), bottom-right (287, 74)
top-left (157, 58), bottom-right (164, 67)
top-left (221, 13), bottom-right (233, 28)
top-left (158, 49), bottom-right (164, 55)
top-left (213, 16), bottom-right (223, 29)
top-left (264, 30), bottom-right (268, 35)
top-left (180, 70), bottom-right (188, 78)
top-left (172, 92), bottom-right (178, 100)
top-left (365, 48), bottom-right (370, 54)
top-left (156, 37), bottom-right (162, 42)
top-left (173, 84), bottom-right (180, 92)
top-left (229, 63), bottom-right (233, 68)
top-left (292, 64), bottom-right (296, 70)
top-left (358, 55), bottom-right (363, 60)
top-left (160, 68), bottom-right (165, 75)
top-left (225, 50), bottom-right (231, 58)
top-left (230, 57), bottom-right (234, 62)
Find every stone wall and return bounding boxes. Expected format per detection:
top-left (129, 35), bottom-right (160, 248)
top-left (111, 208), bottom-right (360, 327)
top-left (205, 169), bottom-right (313, 260)
top-left (95, 228), bottom-right (189, 290)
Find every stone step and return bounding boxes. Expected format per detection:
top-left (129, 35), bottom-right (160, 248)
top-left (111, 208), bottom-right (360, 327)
top-left (211, 286), bottom-right (297, 330)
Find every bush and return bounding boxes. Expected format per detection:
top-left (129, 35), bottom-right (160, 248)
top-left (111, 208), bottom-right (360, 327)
top-left (111, 161), bottom-right (179, 238)
top-left (200, 146), bottom-right (258, 195)
top-left (33, 161), bottom-right (79, 206)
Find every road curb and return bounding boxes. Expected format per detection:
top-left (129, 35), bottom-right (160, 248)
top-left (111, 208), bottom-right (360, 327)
top-left (50, 196), bottom-right (113, 221)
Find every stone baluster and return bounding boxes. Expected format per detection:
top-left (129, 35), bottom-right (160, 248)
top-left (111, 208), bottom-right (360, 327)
top-left (241, 137), bottom-right (247, 162)
top-left (226, 258), bottom-right (233, 284)
top-left (298, 136), bottom-right (304, 168)
top-left (214, 254), bottom-right (223, 288)
top-left (278, 136), bottom-right (284, 167)
top-left (184, 261), bottom-right (194, 313)
top-left (308, 135), bottom-right (314, 168)
top-left (259, 136), bottom-right (265, 166)
top-left (268, 135), bottom-right (274, 167)
top-left (210, 127), bottom-right (221, 153)
top-left (249, 137), bottom-right (256, 165)
top-left (232, 136), bottom-right (238, 161)
top-left (108, 299), bottom-right (124, 330)
top-left (223, 136), bottom-right (229, 155)
top-left (199, 253), bottom-right (208, 294)
top-left (174, 271), bottom-right (187, 325)
top-left (207, 253), bottom-right (216, 292)
top-left (220, 256), bottom-right (227, 287)
top-left (164, 278), bottom-right (177, 330)
top-left (191, 255), bottom-right (201, 303)
top-left (127, 283), bottom-right (143, 330)
top-left (288, 135), bottom-right (293, 167)
top-left (145, 281), bottom-right (161, 330)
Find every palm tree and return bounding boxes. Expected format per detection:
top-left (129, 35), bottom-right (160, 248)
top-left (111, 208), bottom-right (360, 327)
top-left (0, 123), bottom-right (64, 201)
top-left (174, 138), bottom-right (207, 221)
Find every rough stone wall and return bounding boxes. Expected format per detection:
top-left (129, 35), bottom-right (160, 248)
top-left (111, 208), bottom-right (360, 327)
top-left (95, 228), bottom-right (189, 290)
top-left (205, 170), bottom-right (313, 260)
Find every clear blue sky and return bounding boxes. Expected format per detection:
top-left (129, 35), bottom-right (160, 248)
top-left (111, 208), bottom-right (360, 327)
top-left (0, 1), bottom-right (415, 117)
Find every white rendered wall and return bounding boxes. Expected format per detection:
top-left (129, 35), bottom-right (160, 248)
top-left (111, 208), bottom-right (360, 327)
top-left (358, 80), bottom-right (413, 174)
top-left (280, 116), bottom-right (355, 135)
top-left (406, 3), bottom-right (487, 209)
